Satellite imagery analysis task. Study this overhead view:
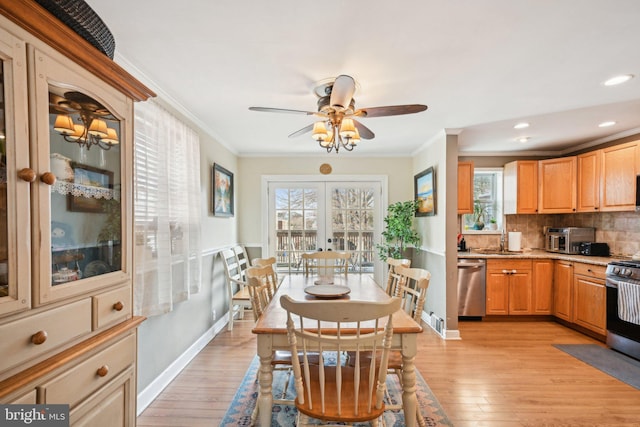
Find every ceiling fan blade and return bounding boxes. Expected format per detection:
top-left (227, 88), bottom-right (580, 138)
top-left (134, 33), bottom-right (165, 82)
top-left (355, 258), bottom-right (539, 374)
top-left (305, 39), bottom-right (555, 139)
top-left (288, 123), bottom-right (314, 138)
top-left (249, 106), bottom-right (316, 115)
top-left (329, 75), bottom-right (356, 110)
top-left (353, 120), bottom-right (375, 140)
top-left (355, 104), bottom-right (428, 118)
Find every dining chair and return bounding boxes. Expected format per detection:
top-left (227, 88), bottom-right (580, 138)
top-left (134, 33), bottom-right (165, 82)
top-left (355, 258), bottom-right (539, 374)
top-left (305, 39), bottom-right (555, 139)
top-left (221, 246), bottom-right (251, 331)
top-left (301, 251), bottom-right (350, 278)
top-left (280, 295), bottom-right (401, 426)
top-left (251, 256), bottom-right (284, 289)
top-left (385, 258), bottom-right (411, 296)
top-left (245, 265), bottom-right (278, 318)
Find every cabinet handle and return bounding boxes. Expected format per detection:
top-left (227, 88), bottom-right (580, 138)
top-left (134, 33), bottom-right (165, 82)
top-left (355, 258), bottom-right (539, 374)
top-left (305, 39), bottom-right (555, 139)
top-left (31, 330), bottom-right (48, 345)
top-left (113, 301), bottom-right (124, 311)
top-left (512, 269), bottom-right (517, 274)
top-left (96, 365), bottom-right (109, 377)
top-left (40, 172), bottom-right (56, 186)
top-left (18, 168), bottom-right (36, 182)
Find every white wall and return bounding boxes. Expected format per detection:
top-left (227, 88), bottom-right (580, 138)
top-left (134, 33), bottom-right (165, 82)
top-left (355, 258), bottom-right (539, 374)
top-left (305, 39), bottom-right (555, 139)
top-left (238, 156), bottom-right (413, 245)
top-left (411, 131), bottom-right (460, 338)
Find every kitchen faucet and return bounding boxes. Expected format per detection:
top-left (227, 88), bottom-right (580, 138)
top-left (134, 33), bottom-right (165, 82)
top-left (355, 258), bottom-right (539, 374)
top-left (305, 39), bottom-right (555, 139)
top-left (499, 229), bottom-right (506, 252)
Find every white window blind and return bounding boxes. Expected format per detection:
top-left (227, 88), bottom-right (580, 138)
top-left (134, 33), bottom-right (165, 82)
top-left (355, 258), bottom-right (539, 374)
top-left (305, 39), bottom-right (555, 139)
top-left (133, 100), bottom-right (202, 316)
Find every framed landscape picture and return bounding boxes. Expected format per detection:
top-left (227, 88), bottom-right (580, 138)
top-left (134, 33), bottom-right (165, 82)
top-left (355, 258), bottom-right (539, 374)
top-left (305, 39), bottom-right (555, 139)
top-left (68, 163), bottom-right (114, 213)
top-left (213, 163), bottom-right (234, 217)
top-left (414, 166), bottom-right (436, 216)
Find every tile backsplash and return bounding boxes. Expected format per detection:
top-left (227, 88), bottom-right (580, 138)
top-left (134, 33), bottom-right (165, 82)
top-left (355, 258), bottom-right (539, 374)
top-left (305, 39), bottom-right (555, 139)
top-left (460, 211), bottom-right (640, 257)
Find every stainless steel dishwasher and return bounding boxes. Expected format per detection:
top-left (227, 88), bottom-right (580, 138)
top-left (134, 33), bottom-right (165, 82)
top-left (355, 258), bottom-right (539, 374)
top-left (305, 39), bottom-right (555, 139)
top-left (458, 258), bottom-right (486, 317)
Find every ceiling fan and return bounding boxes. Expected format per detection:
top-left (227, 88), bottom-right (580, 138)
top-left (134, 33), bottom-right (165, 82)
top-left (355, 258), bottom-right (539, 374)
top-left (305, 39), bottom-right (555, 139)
top-left (249, 75), bottom-right (428, 153)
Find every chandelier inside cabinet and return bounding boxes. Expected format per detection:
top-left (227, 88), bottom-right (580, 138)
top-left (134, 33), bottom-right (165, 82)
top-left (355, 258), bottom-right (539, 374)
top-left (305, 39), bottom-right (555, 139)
top-left (50, 91), bottom-right (119, 150)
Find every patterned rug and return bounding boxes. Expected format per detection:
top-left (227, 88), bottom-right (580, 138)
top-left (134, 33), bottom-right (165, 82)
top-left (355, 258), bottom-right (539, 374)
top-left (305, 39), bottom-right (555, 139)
top-left (220, 355), bottom-right (453, 426)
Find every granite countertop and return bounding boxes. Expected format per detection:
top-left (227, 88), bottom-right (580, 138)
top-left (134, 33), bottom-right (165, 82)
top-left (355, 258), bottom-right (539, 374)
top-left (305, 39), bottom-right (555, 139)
top-left (457, 248), bottom-right (626, 267)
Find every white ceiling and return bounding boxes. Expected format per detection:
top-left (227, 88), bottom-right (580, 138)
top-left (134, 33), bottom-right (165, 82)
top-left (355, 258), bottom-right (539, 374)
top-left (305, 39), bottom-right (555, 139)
top-left (85, 0), bottom-right (640, 157)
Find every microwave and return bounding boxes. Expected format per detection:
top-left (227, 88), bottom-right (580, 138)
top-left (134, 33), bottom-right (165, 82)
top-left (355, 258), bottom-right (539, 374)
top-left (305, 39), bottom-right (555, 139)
top-left (544, 227), bottom-right (595, 254)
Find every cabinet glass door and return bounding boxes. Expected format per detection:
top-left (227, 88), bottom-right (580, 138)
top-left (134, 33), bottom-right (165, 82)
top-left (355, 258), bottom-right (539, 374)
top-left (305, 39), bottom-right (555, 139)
top-left (0, 30), bottom-right (30, 316)
top-left (48, 88), bottom-right (122, 286)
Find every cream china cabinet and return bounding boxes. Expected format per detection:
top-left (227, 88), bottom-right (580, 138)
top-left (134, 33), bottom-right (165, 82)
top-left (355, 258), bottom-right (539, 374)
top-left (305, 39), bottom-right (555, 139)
top-left (0, 1), bottom-right (154, 425)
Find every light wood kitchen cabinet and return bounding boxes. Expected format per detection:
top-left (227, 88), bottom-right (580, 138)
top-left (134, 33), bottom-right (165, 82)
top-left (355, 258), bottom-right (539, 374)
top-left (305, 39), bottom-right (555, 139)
top-left (504, 160), bottom-right (538, 214)
top-left (457, 161), bottom-right (474, 214)
top-left (538, 157), bottom-right (577, 213)
top-left (532, 260), bottom-right (553, 314)
top-left (0, 2), bottom-right (154, 424)
top-left (572, 263), bottom-right (606, 335)
top-left (577, 150), bottom-right (601, 212)
top-left (600, 141), bottom-right (640, 211)
top-left (486, 259), bottom-right (532, 315)
top-left (553, 260), bottom-right (573, 321)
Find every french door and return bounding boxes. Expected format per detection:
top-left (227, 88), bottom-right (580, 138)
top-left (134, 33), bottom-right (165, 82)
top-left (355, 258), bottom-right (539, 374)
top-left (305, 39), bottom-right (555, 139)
top-left (265, 178), bottom-right (384, 279)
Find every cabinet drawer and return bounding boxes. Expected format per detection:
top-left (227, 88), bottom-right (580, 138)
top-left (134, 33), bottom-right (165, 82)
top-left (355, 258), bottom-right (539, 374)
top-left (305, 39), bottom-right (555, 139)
top-left (573, 263), bottom-right (606, 280)
top-left (40, 333), bottom-right (135, 408)
top-left (487, 259), bottom-right (532, 271)
top-left (0, 299), bottom-right (91, 374)
top-left (93, 286), bottom-right (131, 330)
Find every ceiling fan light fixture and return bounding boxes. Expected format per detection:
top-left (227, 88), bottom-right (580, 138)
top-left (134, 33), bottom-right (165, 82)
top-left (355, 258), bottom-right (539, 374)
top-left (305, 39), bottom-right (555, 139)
top-left (339, 118), bottom-right (356, 138)
top-left (88, 118), bottom-right (108, 138)
top-left (350, 128), bottom-right (361, 145)
top-left (604, 74), bottom-right (634, 86)
top-left (68, 124), bottom-right (86, 141)
top-left (312, 121), bottom-right (328, 141)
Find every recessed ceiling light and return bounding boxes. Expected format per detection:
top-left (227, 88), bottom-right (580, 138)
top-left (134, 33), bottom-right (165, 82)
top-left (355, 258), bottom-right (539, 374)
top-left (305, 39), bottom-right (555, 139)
top-left (603, 74), bottom-right (634, 86)
top-left (514, 122), bottom-right (529, 129)
top-left (517, 137), bottom-right (529, 143)
top-left (599, 121), bottom-right (616, 127)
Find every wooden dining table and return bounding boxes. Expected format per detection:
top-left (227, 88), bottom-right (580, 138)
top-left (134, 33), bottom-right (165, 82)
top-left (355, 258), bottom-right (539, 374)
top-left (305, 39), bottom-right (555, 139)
top-left (251, 273), bottom-right (424, 426)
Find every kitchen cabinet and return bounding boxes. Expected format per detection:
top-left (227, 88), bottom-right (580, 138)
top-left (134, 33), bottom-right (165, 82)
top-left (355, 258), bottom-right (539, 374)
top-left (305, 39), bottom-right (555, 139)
top-left (600, 141), bottom-right (639, 211)
top-left (573, 263), bottom-right (606, 335)
top-left (532, 260), bottom-right (553, 314)
top-left (553, 260), bottom-right (573, 321)
top-left (538, 157), bottom-right (577, 213)
top-left (457, 161), bottom-right (474, 214)
top-left (577, 150), bottom-right (600, 212)
top-left (0, 2), bottom-right (154, 424)
top-left (486, 259), bottom-right (532, 315)
top-left (504, 160), bottom-right (538, 214)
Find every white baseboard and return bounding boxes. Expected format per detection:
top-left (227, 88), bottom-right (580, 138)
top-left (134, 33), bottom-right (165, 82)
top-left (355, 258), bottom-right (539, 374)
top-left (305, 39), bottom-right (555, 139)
top-left (421, 311), bottom-right (460, 340)
top-left (136, 313), bottom-right (230, 415)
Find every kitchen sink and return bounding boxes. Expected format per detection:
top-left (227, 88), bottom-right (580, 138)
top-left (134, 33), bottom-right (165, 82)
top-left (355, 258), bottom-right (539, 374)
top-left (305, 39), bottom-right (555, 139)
top-left (473, 248), bottom-right (520, 255)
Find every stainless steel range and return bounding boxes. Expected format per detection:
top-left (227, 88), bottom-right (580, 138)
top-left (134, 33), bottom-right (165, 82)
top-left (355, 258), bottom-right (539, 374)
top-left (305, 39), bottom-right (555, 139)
top-left (605, 260), bottom-right (640, 360)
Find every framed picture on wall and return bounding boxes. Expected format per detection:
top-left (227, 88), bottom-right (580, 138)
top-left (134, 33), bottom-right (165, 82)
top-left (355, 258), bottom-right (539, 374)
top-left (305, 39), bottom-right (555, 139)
top-left (213, 163), bottom-right (234, 217)
top-left (68, 163), bottom-right (114, 213)
top-left (414, 166), bottom-right (436, 216)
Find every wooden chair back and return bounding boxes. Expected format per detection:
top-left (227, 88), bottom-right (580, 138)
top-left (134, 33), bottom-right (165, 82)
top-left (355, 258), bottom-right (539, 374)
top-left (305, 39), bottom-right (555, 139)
top-left (251, 256), bottom-right (284, 289)
top-left (385, 258), bottom-right (411, 296)
top-left (245, 265), bottom-right (278, 318)
top-left (301, 251), bottom-right (350, 277)
top-left (394, 265), bottom-right (431, 322)
top-left (221, 245), bottom-right (251, 330)
top-left (280, 295), bottom-right (401, 424)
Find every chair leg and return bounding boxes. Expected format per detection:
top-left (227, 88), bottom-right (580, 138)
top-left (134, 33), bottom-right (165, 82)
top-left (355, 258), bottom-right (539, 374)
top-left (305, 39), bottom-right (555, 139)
top-left (227, 305), bottom-right (234, 331)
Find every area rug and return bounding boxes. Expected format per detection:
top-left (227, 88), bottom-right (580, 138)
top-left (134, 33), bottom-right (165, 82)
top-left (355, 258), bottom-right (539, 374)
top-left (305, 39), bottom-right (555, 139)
top-left (220, 355), bottom-right (453, 426)
top-left (554, 344), bottom-right (640, 390)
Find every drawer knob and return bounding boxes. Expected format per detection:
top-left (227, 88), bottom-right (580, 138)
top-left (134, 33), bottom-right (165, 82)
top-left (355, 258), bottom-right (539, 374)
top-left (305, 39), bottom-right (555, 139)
top-left (40, 172), bottom-right (56, 186)
top-left (97, 365), bottom-right (109, 377)
top-left (113, 301), bottom-right (124, 311)
top-left (31, 330), bottom-right (48, 345)
top-left (18, 168), bottom-right (36, 182)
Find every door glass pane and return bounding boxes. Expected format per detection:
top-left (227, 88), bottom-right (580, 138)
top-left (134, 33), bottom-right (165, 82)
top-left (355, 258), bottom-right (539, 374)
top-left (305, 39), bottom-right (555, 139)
top-left (330, 186), bottom-right (375, 273)
top-left (48, 88), bottom-right (121, 285)
top-left (0, 62), bottom-right (6, 296)
top-left (275, 188), bottom-right (319, 273)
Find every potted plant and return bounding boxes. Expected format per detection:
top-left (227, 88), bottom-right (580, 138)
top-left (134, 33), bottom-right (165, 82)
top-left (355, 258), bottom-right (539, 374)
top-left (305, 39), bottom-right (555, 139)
top-left (473, 201), bottom-right (486, 230)
top-left (376, 200), bottom-right (421, 261)
top-left (488, 217), bottom-right (498, 230)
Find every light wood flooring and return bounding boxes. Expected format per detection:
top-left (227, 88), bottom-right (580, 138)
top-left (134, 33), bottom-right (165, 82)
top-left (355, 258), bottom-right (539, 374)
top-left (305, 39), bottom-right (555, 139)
top-left (137, 316), bottom-right (640, 427)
